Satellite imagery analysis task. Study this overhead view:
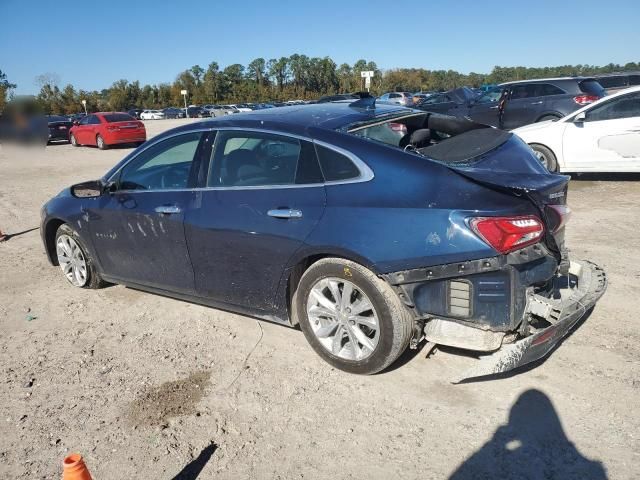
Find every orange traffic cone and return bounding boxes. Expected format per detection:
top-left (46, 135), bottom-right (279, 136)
top-left (62, 453), bottom-right (92, 480)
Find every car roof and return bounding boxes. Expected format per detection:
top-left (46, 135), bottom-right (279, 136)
top-left (180, 101), bottom-right (411, 133)
top-left (500, 77), bottom-right (594, 86)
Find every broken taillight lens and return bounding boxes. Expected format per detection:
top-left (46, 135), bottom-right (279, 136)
top-left (470, 216), bottom-right (544, 254)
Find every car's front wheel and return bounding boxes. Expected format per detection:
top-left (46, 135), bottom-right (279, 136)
top-left (55, 224), bottom-right (106, 289)
top-left (295, 258), bottom-right (413, 375)
top-left (70, 133), bottom-right (78, 147)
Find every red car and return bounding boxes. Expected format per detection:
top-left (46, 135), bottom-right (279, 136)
top-left (69, 112), bottom-right (146, 150)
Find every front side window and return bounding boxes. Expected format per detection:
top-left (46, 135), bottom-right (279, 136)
top-left (89, 115), bottom-right (101, 125)
top-left (79, 116), bottom-right (90, 125)
top-left (208, 131), bottom-right (323, 187)
top-left (586, 92), bottom-right (640, 122)
top-left (119, 132), bottom-right (202, 190)
top-left (476, 88), bottom-right (503, 104)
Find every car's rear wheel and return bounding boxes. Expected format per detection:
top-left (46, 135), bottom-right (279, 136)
top-left (295, 258), bottom-right (413, 375)
top-left (530, 143), bottom-right (558, 172)
top-left (70, 133), bottom-right (78, 147)
top-left (55, 224), bottom-right (106, 289)
top-left (96, 134), bottom-right (108, 150)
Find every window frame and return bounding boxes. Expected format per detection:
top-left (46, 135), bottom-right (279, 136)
top-left (106, 127), bottom-right (374, 192)
top-left (584, 91), bottom-right (640, 122)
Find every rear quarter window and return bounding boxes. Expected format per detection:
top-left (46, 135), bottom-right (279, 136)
top-left (316, 145), bottom-right (360, 181)
top-left (104, 113), bottom-right (135, 123)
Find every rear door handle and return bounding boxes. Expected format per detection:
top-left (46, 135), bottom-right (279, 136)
top-left (268, 208), bottom-right (303, 219)
top-left (155, 205), bottom-right (181, 215)
top-left (530, 101), bottom-right (543, 105)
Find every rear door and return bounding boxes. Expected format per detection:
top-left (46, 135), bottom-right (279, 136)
top-left (185, 129), bottom-right (326, 311)
top-left (501, 84), bottom-right (546, 129)
top-left (562, 90), bottom-right (640, 171)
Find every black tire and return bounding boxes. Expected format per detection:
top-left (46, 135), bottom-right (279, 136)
top-left (96, 134), bottom-right (108, 150)
top-left (530, 143), bottom-right (558, 172)
top-left (536, 114), bottom-right (561, 123)
top-left (55, 224), bottom-right (108, 289)
top-left (294, 258), bottom-right (413, 375)
top-left (70, 133), bottom-right (79, 147)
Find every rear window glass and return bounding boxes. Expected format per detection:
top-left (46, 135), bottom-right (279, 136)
top-left (596, 76), bottom-right (628, 89)
top-left (579, 80), bottom-right (606, 97)
top-left (316, 145), bottom-right (360, 181)
top-left (104, 113), bottom-right (134, 123)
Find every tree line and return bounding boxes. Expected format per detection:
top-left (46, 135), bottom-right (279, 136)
top-left (1, 57), bottom-right (639, 115)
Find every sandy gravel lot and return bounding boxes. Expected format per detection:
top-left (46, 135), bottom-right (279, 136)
top-left (0, 118), bottom-right (638, 479)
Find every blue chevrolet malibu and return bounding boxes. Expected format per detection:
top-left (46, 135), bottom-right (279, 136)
top-left (40, 98), bottom-right (606, 378)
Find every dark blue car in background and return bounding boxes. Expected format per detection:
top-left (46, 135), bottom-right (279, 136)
top-left (40, 99), bottom-right (606, 379)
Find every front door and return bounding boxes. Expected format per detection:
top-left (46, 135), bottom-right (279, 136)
top-left (562, 90), bottom-right (640, 171)
top-left (466, 87), bottom-right (505, 127)
top-left (89, 131), bottom-right (209, 293)
top-left (185, 129), bottom-right (326, 312)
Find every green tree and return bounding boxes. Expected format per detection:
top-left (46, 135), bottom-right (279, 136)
top-left (0, 69), bottom-right (17, 111)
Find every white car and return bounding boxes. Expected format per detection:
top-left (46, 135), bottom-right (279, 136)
top-left (514, 86), bottom-right (640, 172)
top-left (226, 104), bottom-right (252, 113)
top-left (140, 109), bottom-right (165, 120)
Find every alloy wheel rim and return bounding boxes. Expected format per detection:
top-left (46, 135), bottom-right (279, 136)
top-left (307, 277), bottom-right (380, 361)
top-left (97, 137), bottom-right (103, 148)
top-left (534, 150), bottom-right (548, 169)
top-left (56, 234), bottom-right (88, 287)
top-left (70, 135), bottom-right (76, 146)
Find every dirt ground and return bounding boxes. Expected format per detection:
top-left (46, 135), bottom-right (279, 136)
top-left (0, 118), bottom-right (638, 479)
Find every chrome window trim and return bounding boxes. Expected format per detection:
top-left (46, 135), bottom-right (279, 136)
top-left (107, 126), bottom-right (374, 193)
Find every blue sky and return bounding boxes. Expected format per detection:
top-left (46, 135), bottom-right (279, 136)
top-left (2, 0), bottom-right (638, 95)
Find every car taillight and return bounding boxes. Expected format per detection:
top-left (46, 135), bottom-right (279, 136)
top-left (546, 204), bottom-right (572, 232)
top-left (137, 122), bottom-right (144, 129)
top-left (573, 95), bottom-right (599, 105)
top-left (470, 216), bottom-right (544, 254)
top-left (389, 122), bottom-right (407, 135)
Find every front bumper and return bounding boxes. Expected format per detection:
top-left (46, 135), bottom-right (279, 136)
top-left (456, 260), bottom-right (606, 381)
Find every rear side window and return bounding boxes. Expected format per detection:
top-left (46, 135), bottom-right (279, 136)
top-left (579, 80), bottom-right (606, 97)
top-left (629, 75), bottom-right (640, 86)
top-left (596, 76), bottom-right (628, 89)
top-left (540, 84), bottom-right (565, 96)
top-left (316, 145), bottom-right (360, 181)
top-left (104, 113), bottom-right (135, 123)
top-left (208, 131), bottom-right (323, 187)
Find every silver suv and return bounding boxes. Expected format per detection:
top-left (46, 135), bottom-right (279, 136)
top-left (378, 91), bottom-right (414, 106)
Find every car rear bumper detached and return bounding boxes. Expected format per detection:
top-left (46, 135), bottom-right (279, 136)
top-left (454, 260), bottom-right (606, 381)
top-left (386, 257), bottom-right (606, 380)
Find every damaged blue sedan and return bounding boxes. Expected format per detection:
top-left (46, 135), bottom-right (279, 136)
top-left (40, 98), bottom-right (606, 379)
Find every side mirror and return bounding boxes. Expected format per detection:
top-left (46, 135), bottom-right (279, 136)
top-left (70, 180), bottom-right (104, 198)
top-left (573, 112), bottom-right (586, 123)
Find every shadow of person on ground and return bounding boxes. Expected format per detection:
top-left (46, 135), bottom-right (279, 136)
top-left (170, 443), bottom-right (217, 480)
top-left (0, 226), bottom-right (39, 242)
top-left (449, 389), bottom-right (607, 480)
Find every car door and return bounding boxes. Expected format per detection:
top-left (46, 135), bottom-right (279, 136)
top-left (501, 84), bottom-right (543, 129)
top-left (561, 91), bottom-right (640, 171)
top-left (88, 130), bottom-right (210, 292)
top-left (417, 93), bottom-right (456, 114)
top-left (184, 129), bottom-right (326, 312)
top-left (466, 87), bottom-right (504, 127)
top-left (74, 115), bottom-right (92, 143)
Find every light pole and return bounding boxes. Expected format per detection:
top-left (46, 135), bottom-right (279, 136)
top-left (181, 90), bottom-right (188, 118)
top-left (81, 99), bottom-right (87, 115)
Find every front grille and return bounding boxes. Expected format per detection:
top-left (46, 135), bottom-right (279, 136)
top-left (448, 279), bottom-right (472, 317)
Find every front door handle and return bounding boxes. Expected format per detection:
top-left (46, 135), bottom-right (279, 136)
top-left (268, 208), bottom-right (303, 219)
top-left (155, 205), bottom-right (181, 215)
top-left (530, 101), bottom-right (543, 105)
top-left (490, 105), bottom-right (499, 110)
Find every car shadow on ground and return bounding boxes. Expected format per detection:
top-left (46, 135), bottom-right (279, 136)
top-left (439, 308), bottom-right (595, 383)
top-left (170, 443), bottom-right (217, 480)
top-left (448, 389), bottom-right (608, 479)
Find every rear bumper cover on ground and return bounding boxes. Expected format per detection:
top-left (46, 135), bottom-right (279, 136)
top-left (455, 260), bottom-right (606, 381)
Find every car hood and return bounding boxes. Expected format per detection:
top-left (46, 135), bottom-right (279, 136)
top-left (513, 120), bottom-right (556, 134)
